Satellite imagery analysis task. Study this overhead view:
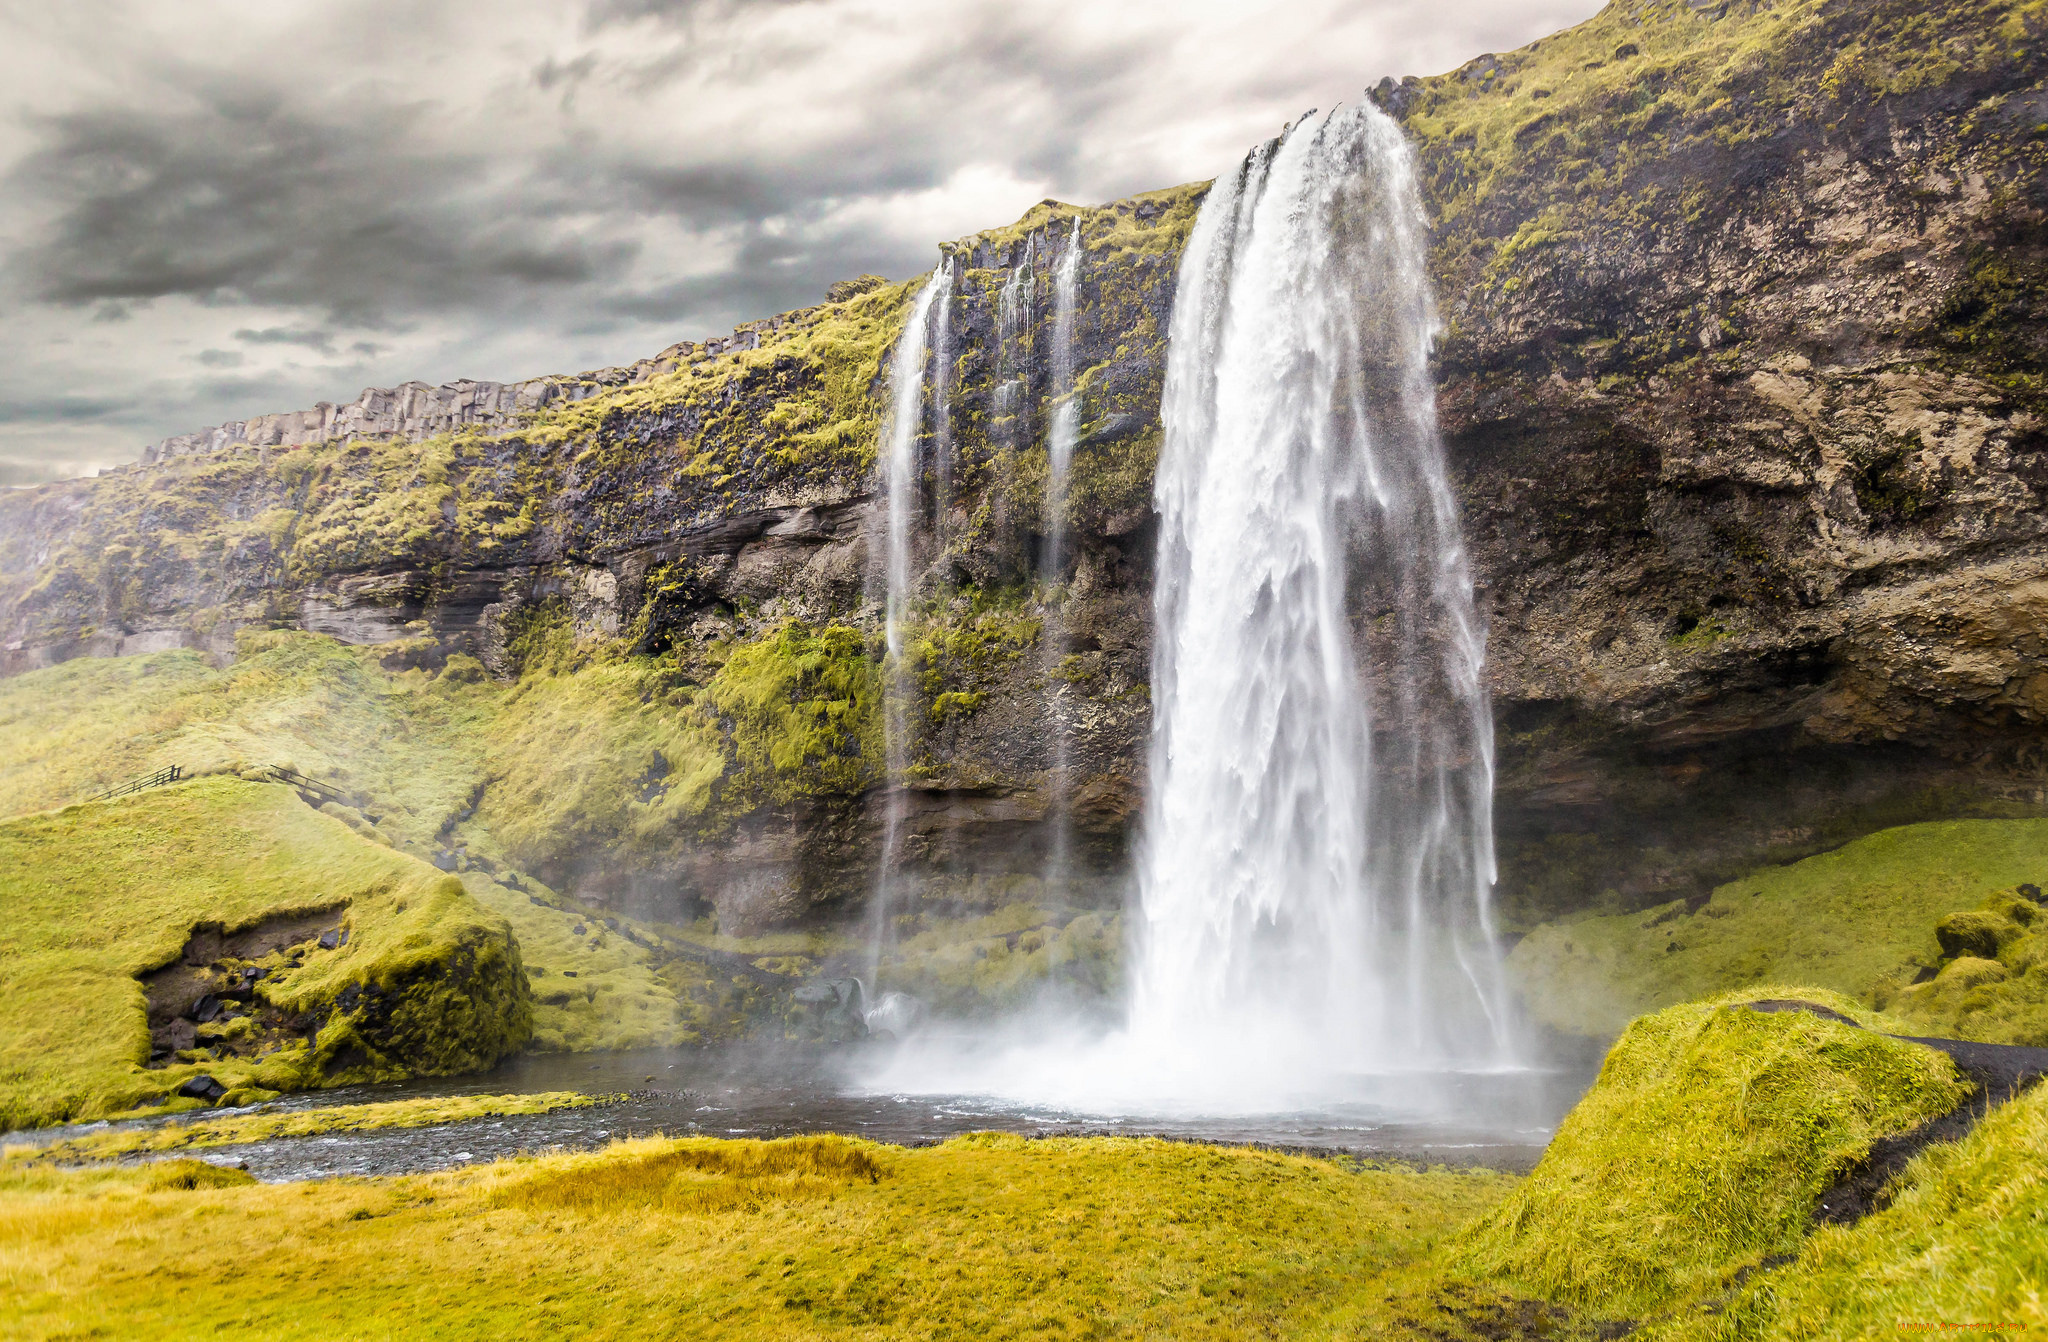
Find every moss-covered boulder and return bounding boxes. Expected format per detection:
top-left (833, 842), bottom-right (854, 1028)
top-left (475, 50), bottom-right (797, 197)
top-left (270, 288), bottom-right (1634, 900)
top-left (1449, 989), bottom-right (1967, 1321)
top-left (0, 775), bottom-right (531, 1127)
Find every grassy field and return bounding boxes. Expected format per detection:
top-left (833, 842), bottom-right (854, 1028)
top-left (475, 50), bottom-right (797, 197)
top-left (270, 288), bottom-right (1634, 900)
top-left (1509, 818), bottom-right (2048, 1043)
top-left (0, 1134), bottom-right (1512, 1341)
top-left (0, 776), bottom-right (528, 1128)
top-left (0, 995), bottom-right (2035, 1340)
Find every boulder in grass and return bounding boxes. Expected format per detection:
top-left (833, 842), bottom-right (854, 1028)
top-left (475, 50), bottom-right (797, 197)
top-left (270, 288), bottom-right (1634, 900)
top-left (176, 1075), bottom-right (227, 1102)
top-left (1935, 910), bottom-right (2010, 961)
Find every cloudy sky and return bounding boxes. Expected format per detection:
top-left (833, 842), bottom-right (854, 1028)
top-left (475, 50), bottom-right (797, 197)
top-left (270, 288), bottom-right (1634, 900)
top-left (0, 0), bottom-right (1596, 484)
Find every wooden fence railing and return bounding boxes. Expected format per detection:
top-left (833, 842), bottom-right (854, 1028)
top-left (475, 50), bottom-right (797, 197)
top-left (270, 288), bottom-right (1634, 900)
top-left (92, 764), bottom-right (184, 802)
top-left (265, 765), bottom-right (354, 809)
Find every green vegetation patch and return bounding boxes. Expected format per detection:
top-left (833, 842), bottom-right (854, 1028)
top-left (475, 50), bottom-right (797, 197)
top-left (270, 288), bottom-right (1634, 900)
top-left (1880, 888), bottom-right (2048, 1046)
top-left (0, 1132), bottom-right (1509, 1339)
top-left (1509, 818), bottom-right (2048, 1039)
top-left (1660, 1079), bottom-right (2048, 1339)
top-left (8, 1092), bottom-right (606, 1165)
top-left (0, 776), bottom-right (530, 1128)
top-left (882, 903), bottom-right (1123, 1016)
top-left (0, 632), bottom-right (491, 846)
top-left (1450, 989), bottom-right (1966, 1320)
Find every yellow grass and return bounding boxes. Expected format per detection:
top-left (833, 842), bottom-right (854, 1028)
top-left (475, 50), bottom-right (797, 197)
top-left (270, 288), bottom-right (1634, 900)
top-left (0, 1133), bottom-right (1511, 1340)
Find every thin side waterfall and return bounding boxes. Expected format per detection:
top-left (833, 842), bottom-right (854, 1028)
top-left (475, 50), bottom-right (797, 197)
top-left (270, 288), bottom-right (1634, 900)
top-left (996, 250), bottom-right (1034, 451)
top-left (870, 261), bottom-right (952, 984)
top-left (1129, 102), bottom-right (1514, 1077)
top-left (1038, 217), bottom-right (1083, 902)
top-left (929, 265), bottom-right (957, 538)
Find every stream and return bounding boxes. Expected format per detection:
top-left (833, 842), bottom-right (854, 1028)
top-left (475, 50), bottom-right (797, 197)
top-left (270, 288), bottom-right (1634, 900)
top-left (8, 1042), bottom-right (1599, 1183)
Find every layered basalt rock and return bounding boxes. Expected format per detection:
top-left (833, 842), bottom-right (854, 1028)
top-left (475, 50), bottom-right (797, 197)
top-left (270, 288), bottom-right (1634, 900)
top-left (2, 0), bottom-right (2045, 930)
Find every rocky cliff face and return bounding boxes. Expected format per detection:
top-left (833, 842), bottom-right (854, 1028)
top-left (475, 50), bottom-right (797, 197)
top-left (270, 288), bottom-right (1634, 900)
top-left (4, 0), bottom-right (2045, 937)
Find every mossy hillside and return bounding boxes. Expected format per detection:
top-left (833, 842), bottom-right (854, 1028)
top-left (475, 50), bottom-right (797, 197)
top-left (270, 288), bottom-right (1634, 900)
top-left (472, 611), bottom-right (880, 884)
top-left (0, 1132), bottom-right (1511, 1340)
top-left (1509, 818), bottom-right (2048, 1039)
top-left (0, 777), bottom-right (529, 1128)
top-left (0, 632), bottom-right (491, 846)
top-left (1651, 1078), bottom-right (2048, 1340)
top-left (7, 1092), bottom-right (606, 1166)
top-left (471, 644), bottom-right (726, 879)
top-left (0, 633), bottom-right (740, 1049)
top-left (1448, 990), bottom-right (1967, 1320)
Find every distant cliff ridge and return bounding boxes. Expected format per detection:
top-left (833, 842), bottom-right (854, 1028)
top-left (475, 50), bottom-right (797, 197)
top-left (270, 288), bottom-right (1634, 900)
top-left (139, 309), bottom-right (832, 466)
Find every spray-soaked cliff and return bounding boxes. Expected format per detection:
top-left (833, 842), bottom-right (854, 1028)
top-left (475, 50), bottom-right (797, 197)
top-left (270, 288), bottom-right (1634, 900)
top-left (3, 0), bottom-right (2045, 938)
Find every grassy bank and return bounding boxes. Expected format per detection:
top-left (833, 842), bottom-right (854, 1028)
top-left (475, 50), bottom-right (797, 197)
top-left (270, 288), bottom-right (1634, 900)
top-left (0, 776), bottom-right (529, 1128)
top-left (1509, 818), bottom-right (2048, 1043)
top-left (0, 1133), bottom-right (1509, 1340)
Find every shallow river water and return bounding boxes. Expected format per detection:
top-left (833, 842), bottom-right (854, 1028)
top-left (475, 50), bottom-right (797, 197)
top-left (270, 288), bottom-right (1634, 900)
top-left (12, 1041), bottom-right (1601, 1183)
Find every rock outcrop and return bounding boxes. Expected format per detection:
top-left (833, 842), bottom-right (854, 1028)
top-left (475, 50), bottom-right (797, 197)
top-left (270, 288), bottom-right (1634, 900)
top-left (3, 0), bottom-right (2045, 932)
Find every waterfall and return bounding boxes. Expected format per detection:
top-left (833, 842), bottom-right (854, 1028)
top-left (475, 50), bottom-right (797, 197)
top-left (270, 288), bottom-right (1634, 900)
top-left (929, 262), bottom-right (957, 538)
top-left (1042, 217), bottom-right (1082, 582)
top-left (871, 260), bottom-right (953, 982)
top-left (1128, 102), bottom-right (1513, 1076)
top-left (1038, 217), bottom-right (1084, 902)
top-left (996, 250), bottom-right (1033, 451)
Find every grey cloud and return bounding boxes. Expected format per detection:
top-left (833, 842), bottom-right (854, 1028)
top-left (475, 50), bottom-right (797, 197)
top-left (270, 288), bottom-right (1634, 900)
top-left (0, 392), bottom-right (132, 425)
top-left (582, 0), bottom-right (815, 32)
top-left (235, 327), bottom-right (337, 354)
top-left (194, 349), bottom-right (244, 368)
top-left (5, 84), bottom-right (638, 325)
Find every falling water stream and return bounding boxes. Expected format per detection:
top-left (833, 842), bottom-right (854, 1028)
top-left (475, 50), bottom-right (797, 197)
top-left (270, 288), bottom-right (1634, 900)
top-left (1132, 103), bottom-right (1513, 1077)
top-left (870, 261), bottom-right (952, 984)
top-left (1038, 216), bottom-right (1084, 903)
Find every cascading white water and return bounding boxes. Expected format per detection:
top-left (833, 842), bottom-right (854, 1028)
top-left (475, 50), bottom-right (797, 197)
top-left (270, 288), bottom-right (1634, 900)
top-left (1042, 217), bottom-right (1083, 581)
top-left (1130, 102), bottom-right (1513, 1079)
top-left (1037, 217), bottom-right (1084, 902)
top-left (929, 263), bottom-right (957, 538)
top-left (871, 260), bottom-right (953, 981)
